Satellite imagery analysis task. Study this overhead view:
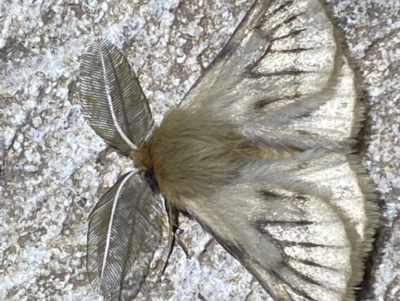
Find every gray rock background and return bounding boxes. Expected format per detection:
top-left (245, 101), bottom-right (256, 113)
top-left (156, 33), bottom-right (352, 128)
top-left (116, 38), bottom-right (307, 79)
top-left (0, 0), bottom-right (399, 300)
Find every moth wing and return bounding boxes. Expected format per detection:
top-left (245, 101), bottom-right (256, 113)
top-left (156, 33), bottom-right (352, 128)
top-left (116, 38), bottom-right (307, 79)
top-left (180, 0), bottom-right (359, 146)
top-left (87, 172), bottom-right (164, 300)
top-left (186, 152), bottom-right (376, 301)
top-left (80, 39), bottom-right (153, 154)
top-left (244, 55), bottom-right (362, 150)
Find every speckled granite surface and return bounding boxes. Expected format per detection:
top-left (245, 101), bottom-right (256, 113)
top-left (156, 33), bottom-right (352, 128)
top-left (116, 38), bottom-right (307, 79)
top-left (0, 0), bottom-right (399, 300)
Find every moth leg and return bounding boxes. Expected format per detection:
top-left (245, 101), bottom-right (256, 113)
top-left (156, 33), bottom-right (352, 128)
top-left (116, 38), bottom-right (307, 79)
top-left (244, 286), bottom-right (254, 301)
top-left (176, 231), bottom-right (190, 258)
top-left (161, 201), bottom-right (180, 275)
top-left (197, 238), bottom-right (217, 263)
top-left (196, 49), bottom-right (208, 75)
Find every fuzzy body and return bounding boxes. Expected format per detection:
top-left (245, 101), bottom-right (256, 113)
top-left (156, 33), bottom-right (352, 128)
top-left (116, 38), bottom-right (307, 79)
top-left (136, 107), bottom-right (259, 204)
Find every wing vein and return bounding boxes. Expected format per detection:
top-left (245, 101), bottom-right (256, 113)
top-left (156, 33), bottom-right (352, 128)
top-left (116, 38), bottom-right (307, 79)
top-left (101, 170), bottom-right (136, 281)
top-left (99, 45), bottom-right (138, 151)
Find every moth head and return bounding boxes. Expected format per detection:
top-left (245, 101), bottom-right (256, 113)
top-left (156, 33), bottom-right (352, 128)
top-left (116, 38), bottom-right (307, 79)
top-left (131, 146), bottom-right (152, 171)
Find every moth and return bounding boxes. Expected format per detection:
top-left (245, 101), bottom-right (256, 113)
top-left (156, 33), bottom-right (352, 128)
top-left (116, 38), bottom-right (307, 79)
top-left (79, 0), bottom-right (377, 300)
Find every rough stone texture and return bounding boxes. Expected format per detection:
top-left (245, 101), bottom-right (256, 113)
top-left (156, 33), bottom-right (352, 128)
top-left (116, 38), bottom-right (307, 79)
top-left (0, 0), bottom-right (399, 300)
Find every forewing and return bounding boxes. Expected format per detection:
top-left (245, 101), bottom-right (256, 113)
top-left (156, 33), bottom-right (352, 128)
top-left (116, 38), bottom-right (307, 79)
top-left (87, 172), bottom-right (164, 300)
top-left (244, 55), bottom-right (361, 150)
top-left (185, 152), bottom-right (376, 301)
top-left (181, 0), bottom-right (360, 147)
top-left (181, 0), bottom-right (337, 117)
top-left (80, 39), bottom-right (153, 154)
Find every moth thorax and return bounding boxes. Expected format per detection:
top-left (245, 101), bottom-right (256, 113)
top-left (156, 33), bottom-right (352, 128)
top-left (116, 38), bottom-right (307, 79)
top-left (131, 146), bottom-right (152, 171)
top-left (147, 108), bottom-right (252, 203)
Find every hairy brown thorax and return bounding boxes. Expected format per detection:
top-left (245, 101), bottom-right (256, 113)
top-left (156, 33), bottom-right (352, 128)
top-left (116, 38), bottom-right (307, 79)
top-left (132, 108), bottom-right (256, 203)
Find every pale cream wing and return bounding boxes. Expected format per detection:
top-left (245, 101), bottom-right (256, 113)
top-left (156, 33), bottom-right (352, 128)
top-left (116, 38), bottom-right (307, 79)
top-left (80, 39), bottom-right (153, 154)
top-left (245, 55), bottom-right (361, 150)
top-left (87, 172), bottom-right (164, 300)
top-left (181, 0), bottom-right (361, 147)
top-left (181, 0), bottom-right (337, 120)
top-left (185, 151), bottom-right (376, 301)
top-left (242, 150), bottom-right (377, 285)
